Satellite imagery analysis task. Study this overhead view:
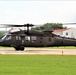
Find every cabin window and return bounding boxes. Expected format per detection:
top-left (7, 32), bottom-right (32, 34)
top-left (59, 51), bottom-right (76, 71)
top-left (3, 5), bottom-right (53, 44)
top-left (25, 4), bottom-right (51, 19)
top-left (31, 36), bottom-right (37, 42)
top-left (6, 35), bottom-right (11, 40)
top-left (25, 36), bottom-right (30, 41)
top-left (15, 36), bottom-right (21, 40)
top-left (19, 36), bottom-right (21, 40)
top-left (16, 36), bottom-right (18, 40)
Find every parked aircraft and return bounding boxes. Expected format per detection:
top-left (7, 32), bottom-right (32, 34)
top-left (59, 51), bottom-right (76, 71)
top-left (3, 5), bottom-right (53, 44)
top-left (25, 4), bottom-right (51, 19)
top-left (0, 23), bottom-right (76, 51)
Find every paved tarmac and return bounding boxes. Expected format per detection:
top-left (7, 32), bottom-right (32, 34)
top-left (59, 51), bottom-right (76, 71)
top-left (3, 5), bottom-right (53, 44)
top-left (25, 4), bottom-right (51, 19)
top-left (0, 48), bottom-right (76, 55)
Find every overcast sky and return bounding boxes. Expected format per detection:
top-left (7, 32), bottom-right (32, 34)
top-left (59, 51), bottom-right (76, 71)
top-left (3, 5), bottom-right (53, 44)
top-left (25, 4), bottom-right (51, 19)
top-left (0, 1), bottom-right (76, 28)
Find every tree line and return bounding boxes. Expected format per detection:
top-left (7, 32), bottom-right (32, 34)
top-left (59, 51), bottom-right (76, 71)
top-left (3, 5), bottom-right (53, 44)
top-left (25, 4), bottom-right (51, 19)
top-left (32, 23), bottom-right (65, 31)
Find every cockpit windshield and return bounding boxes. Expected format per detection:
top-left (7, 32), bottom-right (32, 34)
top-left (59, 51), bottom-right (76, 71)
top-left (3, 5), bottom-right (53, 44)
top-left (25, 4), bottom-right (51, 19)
top-left (0, 27), bottom-right (25, 39)
top-left (0, 27), bottom-right (10, 39)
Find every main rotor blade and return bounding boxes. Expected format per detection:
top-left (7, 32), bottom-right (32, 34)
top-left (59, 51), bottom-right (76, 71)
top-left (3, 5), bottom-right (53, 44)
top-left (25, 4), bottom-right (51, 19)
top-left (0, 24), bottom-right (34, 27)
top-left (63, 23), bottom-right (76, 25)
top-left (0, 23), bottom-right (76, 28)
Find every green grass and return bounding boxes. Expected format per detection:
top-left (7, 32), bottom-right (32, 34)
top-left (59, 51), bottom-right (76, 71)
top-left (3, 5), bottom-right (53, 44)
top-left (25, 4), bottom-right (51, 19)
top-left (0, 55), bottom-right (76, 75)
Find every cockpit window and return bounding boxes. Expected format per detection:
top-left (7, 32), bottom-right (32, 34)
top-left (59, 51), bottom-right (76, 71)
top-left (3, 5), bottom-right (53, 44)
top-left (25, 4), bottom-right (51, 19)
top-left (6, 35), bottom-right (11, 40)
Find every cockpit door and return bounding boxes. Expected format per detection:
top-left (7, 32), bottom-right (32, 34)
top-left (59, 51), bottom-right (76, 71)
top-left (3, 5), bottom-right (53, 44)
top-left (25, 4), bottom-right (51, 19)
top-left (11, 35), bottom-right (21, 46)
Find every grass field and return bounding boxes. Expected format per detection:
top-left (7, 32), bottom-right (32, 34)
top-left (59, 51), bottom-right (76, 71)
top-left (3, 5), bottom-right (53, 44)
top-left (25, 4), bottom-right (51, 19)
top-left (0, 55), bottom-right (76, 75)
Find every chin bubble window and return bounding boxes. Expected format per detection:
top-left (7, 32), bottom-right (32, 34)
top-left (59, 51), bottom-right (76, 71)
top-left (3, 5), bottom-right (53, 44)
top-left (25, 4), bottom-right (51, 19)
top-left (31, 36), bottom-right (36, 43)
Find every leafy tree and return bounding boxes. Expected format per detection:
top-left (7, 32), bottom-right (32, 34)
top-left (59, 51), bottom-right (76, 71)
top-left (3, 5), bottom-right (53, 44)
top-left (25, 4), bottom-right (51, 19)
top-left (32, 23), bottom-right (63, 31)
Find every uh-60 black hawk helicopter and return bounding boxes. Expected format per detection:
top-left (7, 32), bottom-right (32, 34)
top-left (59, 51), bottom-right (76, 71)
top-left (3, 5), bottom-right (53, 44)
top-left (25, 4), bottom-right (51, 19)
top-left (0, 23), bottom-right (76, 51)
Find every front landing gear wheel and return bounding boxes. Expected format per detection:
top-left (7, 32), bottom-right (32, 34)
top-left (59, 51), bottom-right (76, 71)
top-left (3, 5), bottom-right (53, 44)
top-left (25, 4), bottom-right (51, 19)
top-left (14, 46), bottom-right (24, 51)
top-left (20, 46), bottom-right (24, 51)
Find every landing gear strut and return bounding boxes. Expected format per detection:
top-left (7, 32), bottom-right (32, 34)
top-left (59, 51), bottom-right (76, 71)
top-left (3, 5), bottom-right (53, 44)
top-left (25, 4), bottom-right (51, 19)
top-left (14, 46), bottom-right (24, 51)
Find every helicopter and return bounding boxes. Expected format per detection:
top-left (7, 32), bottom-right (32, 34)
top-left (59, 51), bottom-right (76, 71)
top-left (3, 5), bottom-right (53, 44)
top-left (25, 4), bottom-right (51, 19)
top-left (0, 23), bottom-right (76, 51)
